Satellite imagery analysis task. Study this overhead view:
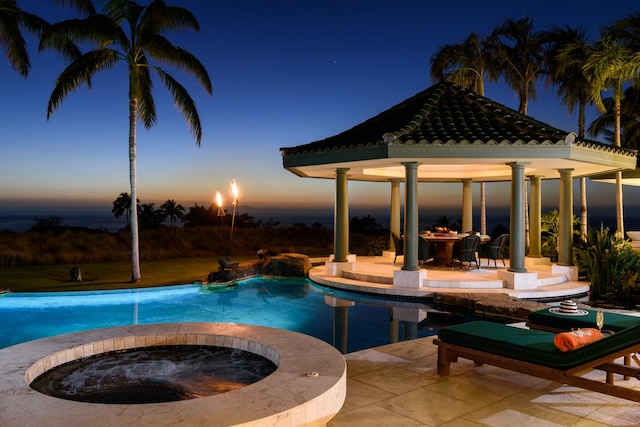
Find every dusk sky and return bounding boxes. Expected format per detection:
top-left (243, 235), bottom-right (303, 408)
top-left (2, 0), bottom-right (640, 219)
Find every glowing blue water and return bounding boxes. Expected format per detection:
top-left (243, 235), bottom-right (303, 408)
top-left (0, 277), bottom-right (472, 353)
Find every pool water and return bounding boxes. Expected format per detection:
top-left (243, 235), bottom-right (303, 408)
top-left (0, 277), bottom-right (474, 353)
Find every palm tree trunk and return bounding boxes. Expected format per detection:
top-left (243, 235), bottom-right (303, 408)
top-left (480, 182), bottom-right (486, 235)
top-left (580, 177), bottom-right (587, 240)
top-left (129, 98), bottom-right (141, 282)
top-left (614, 98), bottom-right (624, 237)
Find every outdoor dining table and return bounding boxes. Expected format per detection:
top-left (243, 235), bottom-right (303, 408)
top-left (421, 232), bottom-right (490, 266)
top-left (421, 232), bottom-right (461, 266)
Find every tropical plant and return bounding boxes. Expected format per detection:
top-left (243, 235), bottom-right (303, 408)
top-left (543, 25), bottom-right (594, 139)
top-left (430, 32), bottom-right (498, 96)
top-left (1, 0), bottom-right (95, 77)
top-left (42, 0), bottom-right (212, 282)
top-left (583, 36), bottom-right (640, 237)
top-left (540, 209), bottom-right (580, 261)
top-left (588, 78), bottom-right (640, 151)
top-left (542, 24), bottom-right (596, 240)
top-left (160, 199), bottom-right (184, 226)
top-left (573, 226), bottom-right (640, 308)
top-left (488, 16), bottom-right (546, 115)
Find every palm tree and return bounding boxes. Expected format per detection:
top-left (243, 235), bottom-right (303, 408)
top-left (112, 191), bottom-right (138, 227)
top-left (584, 37), bottom-right (640, 236)
top-left (138, 202), bottom-right (164, 230)
top-left (588, 86), bottom-right (640, 150)
top-left (1, 0), bottom-right (95, 76)
top-left (160, 199), bottom-right (184, 226)
top-left (488, 16), bottom-right (547, 248)
top-left (430, 32), bottom-right (498, 97)
top-left (489, 17), bottom-right (546, 115)
top-left (42, 1), bottom-right (212, 282)
top-left (542, 24), bottom-right (595, 240)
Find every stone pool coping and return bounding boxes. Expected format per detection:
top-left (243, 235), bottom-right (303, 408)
top-left (0, 323), bottom-right (347, 427)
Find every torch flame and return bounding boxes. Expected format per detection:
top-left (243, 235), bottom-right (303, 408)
top-left (231, 179), bottom-right (238, 199)
top-left (215, 191), bottom-right (222, 208)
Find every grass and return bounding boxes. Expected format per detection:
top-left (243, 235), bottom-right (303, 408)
top-left (0, 256), bottom-right (256, 292)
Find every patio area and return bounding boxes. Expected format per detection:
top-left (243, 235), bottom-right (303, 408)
top-left (310, 255), bottom-right (590, 301)
top-left (314, 255), bottom-right (640, 425)
top-left (330, 333), bottom-right (640, 426)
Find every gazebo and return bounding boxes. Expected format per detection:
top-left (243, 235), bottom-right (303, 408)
top-left (280, 82), bottom-right (637, 289)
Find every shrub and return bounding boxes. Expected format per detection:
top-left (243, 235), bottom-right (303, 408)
top-left (573, 226), bottom-right (640, 309)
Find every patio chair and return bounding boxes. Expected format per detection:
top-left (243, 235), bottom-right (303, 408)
top-left (391, 232), bottom-right (403, 264)
top-left (418, 236), bottom-right (436, 265)
top-left (478, 233), bottom-right (508, 267)
top-left (434, 320), bottom-right (640, 403)
top-left (451, 235), bottom-right (480, 269)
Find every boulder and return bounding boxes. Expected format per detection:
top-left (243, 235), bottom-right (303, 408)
top-left (434, 292), bottom-right (547, 322)
top-left (207, 253), bottom-right (311, 284)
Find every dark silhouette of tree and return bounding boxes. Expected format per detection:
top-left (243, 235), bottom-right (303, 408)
top-left (42, 0), bottom-right (212, 282)
top-left (160, 199), bottom-right (184, 226)
top-left (183, 204), bottom-right (217, 227)
top-left (430, 32), bottom-right (498, 96)
top-left (112, 192), bottom-right (139, 227)
top-left (138, 203), bottom-right (164, 230)
top-left (488, 16), bottom-right (546, 115)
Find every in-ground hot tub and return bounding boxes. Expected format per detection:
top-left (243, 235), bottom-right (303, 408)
top-left (30, 345), bottom-right (278, 404)
top-left (1, 323), bottom-right (347, 427)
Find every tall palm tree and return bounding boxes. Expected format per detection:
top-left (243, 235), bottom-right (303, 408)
top-left (1, 0), bottom-right (95, 76)
top-left (160, 198), bottom-right (184, 226)
top-left (584, 37), bottom-right (640, 236)
top-left (542, 24), bottom-right (595, 240)
top-left (489, 17), bottom-right (546, 115)
top-left (430, 32), bottom-right (498, 97)
top-left (42, 0), bottom-right (212, 282)
top-left (489, 17), bottom-right (547, 248)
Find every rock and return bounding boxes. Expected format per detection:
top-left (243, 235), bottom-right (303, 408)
top-left (259, 253), bottom-right (311, 277)
top-left (70, 267), bottom-right (82, 282)
top-left (434, 292), bottom-right (547, 322)
top-left (206, 253), bottom-right (311, 284)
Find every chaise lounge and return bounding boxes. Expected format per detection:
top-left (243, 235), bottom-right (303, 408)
top-left (434, 319), bottom-right (640, 402)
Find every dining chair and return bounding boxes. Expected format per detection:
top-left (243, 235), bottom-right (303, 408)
top-left (451, 235), bottom-right (480, 269)
top-left (478, 233), bottom-right (509, 267)
top-left (391, 232), bottom-right (404, 264)
top-left (418, 236), bottom-right (436, 265)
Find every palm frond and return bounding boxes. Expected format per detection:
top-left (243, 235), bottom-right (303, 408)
top-left (53, 0), bottom-right (97, 16)
top-left (156, 67), bottom-right (203, 145)
top-left (133, 58), bottom-right (157, 128)
top-left (143, 35), bottom-right (212, 94)
top-left (140, 1), bottom-right (200, 35)
top-left (0, 4), bottom-right (49, 76)
top-left (47, 48), bottom-right (119, 118)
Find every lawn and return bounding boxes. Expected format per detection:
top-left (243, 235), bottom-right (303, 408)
top-left (0, 256), bottom-right (255, 292)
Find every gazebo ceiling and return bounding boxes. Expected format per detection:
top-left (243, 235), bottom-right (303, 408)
top-left (281, 82), bottom-right (637, 182)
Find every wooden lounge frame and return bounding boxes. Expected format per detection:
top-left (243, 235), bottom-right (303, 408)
top-left (434, 321), bottom-right (640, 403)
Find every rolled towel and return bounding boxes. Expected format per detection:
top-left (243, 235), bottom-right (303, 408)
top-left (553, 328), bottom-right (603, 352)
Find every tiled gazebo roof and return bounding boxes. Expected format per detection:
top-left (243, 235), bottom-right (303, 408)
top-left (281, 82), bottom-right (636, 182)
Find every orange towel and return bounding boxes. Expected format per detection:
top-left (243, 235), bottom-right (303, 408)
top-left (553, 328), bottom-right (603, 352)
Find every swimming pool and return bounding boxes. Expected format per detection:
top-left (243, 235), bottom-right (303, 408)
top-left (0, 277), bottom-right (473, 353)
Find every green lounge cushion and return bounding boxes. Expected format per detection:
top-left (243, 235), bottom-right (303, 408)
top-left (438, 320), bottom-right (640, 370)
top-left (528, 308), bottom-right (640, 332)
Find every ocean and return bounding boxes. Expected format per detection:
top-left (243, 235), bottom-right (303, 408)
top-left (0, 205), bottom-right (632, 234)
